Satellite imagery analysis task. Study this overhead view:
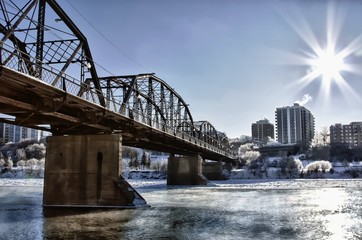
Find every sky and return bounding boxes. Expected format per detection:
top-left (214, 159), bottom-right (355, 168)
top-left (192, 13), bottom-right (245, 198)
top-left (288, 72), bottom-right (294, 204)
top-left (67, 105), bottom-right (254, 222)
top-left (59, 0), bottom-right (362, 138)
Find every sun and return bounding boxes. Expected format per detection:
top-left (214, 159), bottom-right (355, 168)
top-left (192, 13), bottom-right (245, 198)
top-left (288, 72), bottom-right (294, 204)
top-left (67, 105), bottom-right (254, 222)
top-left (277, 2), bottom-right (362, 102)
top-left (310, 46), bottom-right (346, 83)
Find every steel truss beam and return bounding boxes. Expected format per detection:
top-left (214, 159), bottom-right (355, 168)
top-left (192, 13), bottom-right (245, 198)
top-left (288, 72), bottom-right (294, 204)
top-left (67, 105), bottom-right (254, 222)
top-left (96, 74), bottom-right (230, 149)
top-left (0, 0), bottom-right (234, 157)
top-left (0, 0), bottom-right (105, 106)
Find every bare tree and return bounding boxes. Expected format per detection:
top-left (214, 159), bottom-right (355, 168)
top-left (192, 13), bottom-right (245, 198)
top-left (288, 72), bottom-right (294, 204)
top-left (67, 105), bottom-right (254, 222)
top-left (320, 126), bottom-right (329, 146)
top-left (313, 126), bottom-right (329, 146)
top-left (141, 150), bottom-right (148, 170)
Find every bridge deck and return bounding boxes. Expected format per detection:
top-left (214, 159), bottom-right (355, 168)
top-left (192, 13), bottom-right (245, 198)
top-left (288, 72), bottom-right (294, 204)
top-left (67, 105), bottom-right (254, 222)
top-left (0, 66), bottom-right (235, 162)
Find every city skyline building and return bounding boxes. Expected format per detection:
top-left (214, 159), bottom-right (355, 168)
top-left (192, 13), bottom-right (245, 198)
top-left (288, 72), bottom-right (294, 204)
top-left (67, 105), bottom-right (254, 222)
top-left (330, 122), bottom-right (362, 147)
top-left (251, 118), bottom-right (274, 143)
top-left (275, 103), bottom-right (315, 146)
top-left (0, 123), bottom-right (39, 143)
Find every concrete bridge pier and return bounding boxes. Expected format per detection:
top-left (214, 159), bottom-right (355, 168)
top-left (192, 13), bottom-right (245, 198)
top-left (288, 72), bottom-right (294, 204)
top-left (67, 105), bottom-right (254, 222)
top-left (202, 161), bottom-right (226, 180)
top-left (43, 134), bottom-right (148, 208)
top-left (167, 154), bottom-right (208, 185)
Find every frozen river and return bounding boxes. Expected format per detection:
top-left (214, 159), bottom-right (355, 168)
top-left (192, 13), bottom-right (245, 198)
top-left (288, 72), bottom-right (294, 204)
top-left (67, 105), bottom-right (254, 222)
top-left (0, 179), bottom-right (361, 239)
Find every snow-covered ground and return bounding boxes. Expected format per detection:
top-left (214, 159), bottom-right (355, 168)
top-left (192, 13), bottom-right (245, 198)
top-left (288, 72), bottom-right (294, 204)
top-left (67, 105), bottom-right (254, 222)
top-left (211, 178), bottom-right (362, 189)
top-left (1, 157), bottom-right (361, 188)
top-left (128, 178), bottom-right (362, 189)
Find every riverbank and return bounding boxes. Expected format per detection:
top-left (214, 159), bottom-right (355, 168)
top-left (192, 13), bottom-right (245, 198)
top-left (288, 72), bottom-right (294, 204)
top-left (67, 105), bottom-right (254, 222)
top-left (211, 178), bottom-right (362, 189)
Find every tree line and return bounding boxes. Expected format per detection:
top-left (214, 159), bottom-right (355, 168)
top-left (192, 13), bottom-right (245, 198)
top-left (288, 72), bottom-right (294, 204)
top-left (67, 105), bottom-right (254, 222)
top-left (0, 139), bottom-right (168, 172)
top-left (123, 147), bottom-right (168, 172)
top-left (0, 139), bottom-right (46, 169)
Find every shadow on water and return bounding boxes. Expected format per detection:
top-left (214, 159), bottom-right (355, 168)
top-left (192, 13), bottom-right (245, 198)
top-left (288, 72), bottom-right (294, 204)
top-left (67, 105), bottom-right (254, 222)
top-left (42, 207), bottom-right (140, 240)
top-left (23, 188), bottom-right (301, 239)
top-left (43, 207), bottom-right (123, 218)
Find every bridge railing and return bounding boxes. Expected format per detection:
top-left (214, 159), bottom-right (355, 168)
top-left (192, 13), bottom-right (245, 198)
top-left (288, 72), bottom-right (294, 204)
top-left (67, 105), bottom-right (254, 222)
top-left (0, 44), bottom-right (236, 159)
top-left (105, 98), bottom-right (234, 158)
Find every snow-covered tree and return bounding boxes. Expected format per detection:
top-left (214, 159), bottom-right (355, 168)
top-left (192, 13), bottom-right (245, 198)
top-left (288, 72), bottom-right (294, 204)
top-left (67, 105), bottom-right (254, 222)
top-left (26, 158), bottom-right (38, 170)
top-left (151, 161), bottom-right (161, 172)
top-left (151, 160), bottom-right (167, 172)
top-left (238, 143), bottom-right (253, 156)
top-left (244, 151), bottom-right (260, 165)
top-left (15, 148), bottom-right (26, 162)
top-left (4, 158), bottom-right (13, 168)
top-left (38, 158), bottom-right (45, 168)
top-left (0, 159), bottom-right (5, 168)
top-left (266, 137), bottom-right (280, 146)
top-left (277, 156), bottom-right (303, 176)
top-left (238, 143), bottom-right (260, 166)
top-left (304, 160), bottom-right (332, 173)
top-left (17, 159), bottom-right (26, 169)
top-left (313, 126), bottom-right (330, 146)
top-left (129, 156), bottom-right (140, 169)
top-left (25, 143), bottom-right (45, 160)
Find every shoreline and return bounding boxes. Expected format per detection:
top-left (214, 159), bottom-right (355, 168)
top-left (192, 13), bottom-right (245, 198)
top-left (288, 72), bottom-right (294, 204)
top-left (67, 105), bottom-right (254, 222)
top-left (211, 178), bottom-right (362, 189)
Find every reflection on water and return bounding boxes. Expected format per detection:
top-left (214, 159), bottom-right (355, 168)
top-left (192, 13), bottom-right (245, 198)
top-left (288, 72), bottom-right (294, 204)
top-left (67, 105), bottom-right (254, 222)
top-left (0, 181), bottom-right (361, 239)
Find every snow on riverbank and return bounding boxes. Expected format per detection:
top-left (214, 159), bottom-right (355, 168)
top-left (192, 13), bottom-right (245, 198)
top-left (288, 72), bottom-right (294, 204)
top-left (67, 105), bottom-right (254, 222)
top-left (126, 178), bottom-right (362, 190)
top-left (211, 178), bottom-right (362, 189)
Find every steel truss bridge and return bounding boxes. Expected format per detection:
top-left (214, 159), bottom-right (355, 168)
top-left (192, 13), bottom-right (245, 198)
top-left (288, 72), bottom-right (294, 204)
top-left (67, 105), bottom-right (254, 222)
top-left (0, 0), bottom-right (236, 161)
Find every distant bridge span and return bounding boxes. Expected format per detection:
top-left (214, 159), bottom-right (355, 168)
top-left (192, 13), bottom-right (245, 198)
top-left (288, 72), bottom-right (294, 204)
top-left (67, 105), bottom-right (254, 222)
top-left (0, 0), bottom-right (237, 207)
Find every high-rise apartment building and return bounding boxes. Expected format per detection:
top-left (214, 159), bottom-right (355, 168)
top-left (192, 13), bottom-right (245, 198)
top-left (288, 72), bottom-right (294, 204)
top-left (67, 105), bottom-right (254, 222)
top-left (330, 122), bottom-right (362, 147)
top-left (251, 118), bottom-right (274, 142)
top-left (0, 123), bottom-right (38, 143)
top-left (275, 103), bottom-right (315, 145)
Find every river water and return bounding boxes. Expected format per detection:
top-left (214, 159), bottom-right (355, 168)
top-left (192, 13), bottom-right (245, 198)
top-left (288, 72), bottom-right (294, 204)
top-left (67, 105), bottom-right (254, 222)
top-left (0, 179), bottom-right (361, 240)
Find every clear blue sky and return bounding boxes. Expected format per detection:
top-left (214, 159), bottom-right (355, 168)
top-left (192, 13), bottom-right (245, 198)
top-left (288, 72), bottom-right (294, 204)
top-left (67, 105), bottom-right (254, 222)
top-left (61, 0), bottom-right (362, 138)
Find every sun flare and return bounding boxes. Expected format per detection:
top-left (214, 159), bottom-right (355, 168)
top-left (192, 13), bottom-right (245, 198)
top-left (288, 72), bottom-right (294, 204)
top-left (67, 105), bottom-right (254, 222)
top-left (278, 1), bottom-right (362, 102)
top-left (310, 46), bottom-right (346, 83)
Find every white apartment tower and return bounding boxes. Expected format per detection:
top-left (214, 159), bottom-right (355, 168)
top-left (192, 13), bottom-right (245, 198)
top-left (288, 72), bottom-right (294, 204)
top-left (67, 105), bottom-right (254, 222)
top-left (275, 103), bottom-right (315, 145)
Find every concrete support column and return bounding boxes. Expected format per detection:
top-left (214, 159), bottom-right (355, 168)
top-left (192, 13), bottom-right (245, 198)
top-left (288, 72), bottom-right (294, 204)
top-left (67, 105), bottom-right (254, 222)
top-left (43, 134), bottom-right (148, 208)
top-left (202, 161), bottom-right (226, 180)
top-left (167, 154), bottom-right (208, 185)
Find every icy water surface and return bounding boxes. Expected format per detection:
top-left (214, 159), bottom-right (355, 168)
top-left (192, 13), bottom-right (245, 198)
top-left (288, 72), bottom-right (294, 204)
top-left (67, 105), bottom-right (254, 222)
top-left (0, 179), bottom-right (361, 240)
